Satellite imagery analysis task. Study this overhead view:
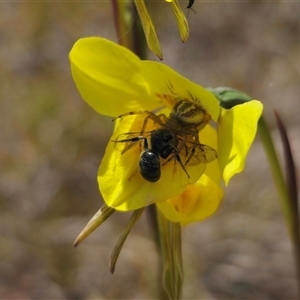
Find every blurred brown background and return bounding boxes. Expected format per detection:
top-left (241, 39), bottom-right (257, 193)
top-left (0, 1), bottom-right (299, 299)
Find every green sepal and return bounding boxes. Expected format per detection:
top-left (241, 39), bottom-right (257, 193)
top-left (207, 86), bottom-right (252, 109)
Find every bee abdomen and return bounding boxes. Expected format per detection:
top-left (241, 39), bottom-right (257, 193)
top-left (139, 150), bottom-right (161, 182)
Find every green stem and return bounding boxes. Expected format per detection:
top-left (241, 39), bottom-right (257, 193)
top-left (157, 210), bottom-right (183, 300)
top-left (111, 0), bottom-right (147, 59)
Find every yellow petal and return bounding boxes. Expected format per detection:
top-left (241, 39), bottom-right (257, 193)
top-left (134, 0), bottom-right (163, 59)
top-left (69, 37), bottom-right (162, 117)
top-left (141, 61), bottom-right (220, 122)
top-left (217, 100), bottom-right (263, 185)
top-left (199, 124), bottom-right (217, 152)
top-left (168, 0), bottom-right (189, 42)
top-left (99, 111), bottom-right (210, 211)
top-left (198, 124), bottom-right (222, 184)
top-left (157, 173), bottom-right (224, 225)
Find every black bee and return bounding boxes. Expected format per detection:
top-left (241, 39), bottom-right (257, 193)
top-left (186, 0), bottom-right (196, 18)
top-left (111, 109), bottom-right (217, 183)
top-left (112, 128), bottom-right (216, 183)
top-left (113, 128), bottom-right (187, 182)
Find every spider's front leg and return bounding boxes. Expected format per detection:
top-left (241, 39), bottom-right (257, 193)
top-left (112, 110), bottom-right (149, 120)
top-left (140, 112), bottom-right (166, 134)
top-left (112, 110), bottom-right (165, 135)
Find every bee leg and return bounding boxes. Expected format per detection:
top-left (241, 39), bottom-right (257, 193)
top-left (112, 136), bottom-right (146, 154)
top-left (143, 137), bottom-right (149, 150)
top-left (112, 136), bottom-right (144, 143)
top-left (186, 8), bottom-right (190, 18)
top-left (186, 6), bottom-right (196, 18)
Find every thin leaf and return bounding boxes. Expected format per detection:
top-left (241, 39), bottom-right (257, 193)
top-left (109, 208), bottom-right (144, 273)
top-left (274, 111), bottom-right (300, 295)
top-left (274, 111), bottom-right (299, 213)
top-left (73, 204), bottom-right (115, 246)
top-left (134, 0), bottom-right (163, 59)
top-left (169, 0), bottom-right (189, 43)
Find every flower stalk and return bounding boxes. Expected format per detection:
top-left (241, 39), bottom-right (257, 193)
top-left (157, 209), bottom-right (183, 300)
top-left (111, 0), bottom-right (147, 59)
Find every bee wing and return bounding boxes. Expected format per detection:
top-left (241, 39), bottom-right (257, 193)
top-left (199, 144), bottom-right (218, 163)
top-left (184, 143), bottom-right (217, 166)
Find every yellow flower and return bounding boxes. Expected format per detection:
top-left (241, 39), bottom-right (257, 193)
top-left (69, 37), bottom-right (263, 225)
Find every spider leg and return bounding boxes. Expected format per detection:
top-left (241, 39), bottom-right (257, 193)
top-left (112, 110), bottom-right (151, 121)
top-left (185, 132), bottom-right (200, 165)
top-left (112, 110), bottom-right (165, 135)
top-left (161, 152), bottom-right (190, 179)
top-left (176, 127), bottom-right (199, 165)
top-left (175, 153), bottom-right (190, 179)
top-left (140, 115), bottom-right (151, 135)
top-left (161, 153), bottom-right (176, 167)
top-left (156, 113), bottom-right (169, 124)
top-left (161, 140), bottom-right (190, 179)
top-left (140, 112), bottom-right (164, 135)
